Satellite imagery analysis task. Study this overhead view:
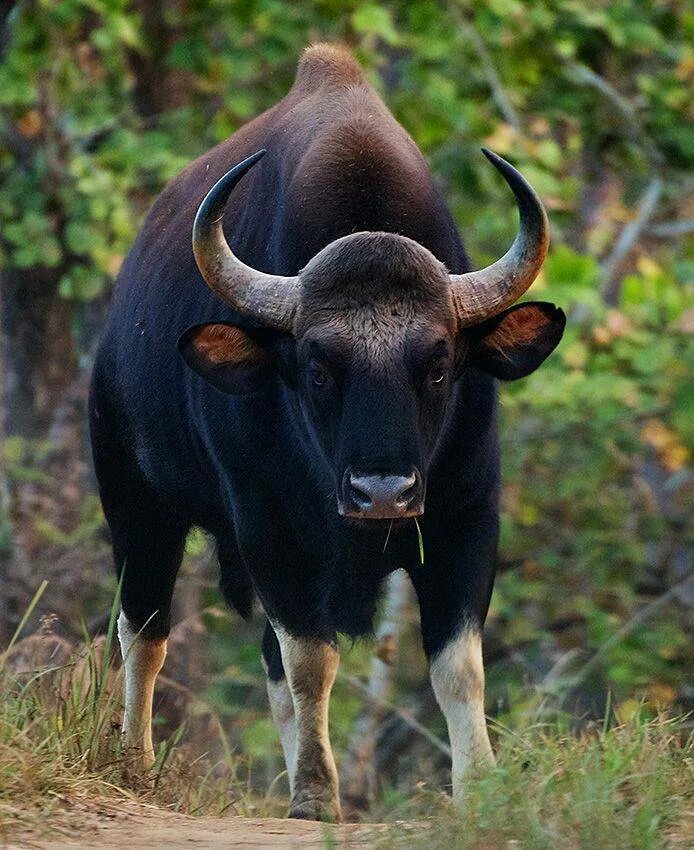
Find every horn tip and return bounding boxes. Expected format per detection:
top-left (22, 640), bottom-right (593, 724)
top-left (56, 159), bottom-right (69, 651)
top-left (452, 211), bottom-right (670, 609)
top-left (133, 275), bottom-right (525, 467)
top-left (233, 148), bottom-right (268, 179)
top-left (481, 147), bottom-right (501, 164)
top-left (238, 149), bottom-right (267, 171)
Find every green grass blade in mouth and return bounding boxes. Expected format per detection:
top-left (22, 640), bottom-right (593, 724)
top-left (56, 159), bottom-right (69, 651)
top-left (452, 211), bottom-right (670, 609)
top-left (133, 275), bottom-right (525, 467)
top-left (414, 518), bottom-right (424, 565)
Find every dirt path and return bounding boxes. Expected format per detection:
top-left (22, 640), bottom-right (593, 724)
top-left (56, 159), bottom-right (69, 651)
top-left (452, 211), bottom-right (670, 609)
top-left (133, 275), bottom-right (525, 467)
top-left (6, 804), bottom-right (400, 849)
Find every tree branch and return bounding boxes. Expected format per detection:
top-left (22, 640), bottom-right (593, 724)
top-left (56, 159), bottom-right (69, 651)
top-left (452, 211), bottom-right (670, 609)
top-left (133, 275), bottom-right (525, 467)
top-left (646, 219), bottom-right (694, 239)
top-left (341, 670), bottom-right (452, 759)
top-left (542, 571), bottom-right (694, 693)
top-left (452, 5), bottom-right (523, 133)
top-left (341, 569), bottom-right (418, 810)
top-left (601, 175), bottom-right (664, 305)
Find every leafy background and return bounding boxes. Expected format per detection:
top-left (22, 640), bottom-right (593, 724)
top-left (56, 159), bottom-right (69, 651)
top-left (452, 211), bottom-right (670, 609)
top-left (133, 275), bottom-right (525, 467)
top-left (0, 0), bottom-right (691, 808)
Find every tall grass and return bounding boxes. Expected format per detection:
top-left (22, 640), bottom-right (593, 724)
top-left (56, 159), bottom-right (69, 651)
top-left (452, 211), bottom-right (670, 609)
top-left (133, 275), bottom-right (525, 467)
top-left (374, 713), bottom-right (692, 849)
top-left (0, 584), bottom-right (261, 836)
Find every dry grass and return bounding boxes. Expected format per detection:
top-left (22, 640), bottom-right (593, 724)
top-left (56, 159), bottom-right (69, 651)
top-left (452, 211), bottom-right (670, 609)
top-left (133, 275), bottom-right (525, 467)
top-left (0, 583), bottom-right (274, 839)
top-left (0, 585), bottom-right (691, 849)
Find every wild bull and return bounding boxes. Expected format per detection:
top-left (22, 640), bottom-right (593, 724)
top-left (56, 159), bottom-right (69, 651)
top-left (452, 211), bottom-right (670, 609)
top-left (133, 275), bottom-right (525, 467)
top-left (89, 43), bottom-right (565, 821)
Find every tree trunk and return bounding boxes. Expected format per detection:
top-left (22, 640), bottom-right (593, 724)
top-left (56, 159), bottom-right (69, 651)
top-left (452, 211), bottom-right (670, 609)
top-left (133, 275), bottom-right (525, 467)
top-left (1, 266), bottom-right (76, 438)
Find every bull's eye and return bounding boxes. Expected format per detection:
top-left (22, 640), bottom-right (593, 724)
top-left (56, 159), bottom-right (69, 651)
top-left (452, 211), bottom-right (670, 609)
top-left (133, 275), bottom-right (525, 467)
top-left (429, 364), bottom-right (446, 384)
top-left (309, 361), bottom-right (329, 388)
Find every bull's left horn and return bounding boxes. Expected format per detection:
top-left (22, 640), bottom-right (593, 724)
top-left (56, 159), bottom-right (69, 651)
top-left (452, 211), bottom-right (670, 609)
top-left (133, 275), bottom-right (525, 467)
top-left (450, 149), bottom-right (549, 327)
top-left (192, 150), bottom-right (300, 332)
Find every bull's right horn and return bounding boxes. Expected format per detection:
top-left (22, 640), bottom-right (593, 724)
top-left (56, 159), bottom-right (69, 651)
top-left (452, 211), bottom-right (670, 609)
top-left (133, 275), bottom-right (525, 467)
top-left (192, 150), bottom-right (301, 333)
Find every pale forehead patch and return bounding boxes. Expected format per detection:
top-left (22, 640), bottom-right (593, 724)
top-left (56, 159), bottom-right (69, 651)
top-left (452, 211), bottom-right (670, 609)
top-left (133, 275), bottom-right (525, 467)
top-left (315, 293), bottom-right (430, 372)
top-left (352, 300), bottom-right (419, 364)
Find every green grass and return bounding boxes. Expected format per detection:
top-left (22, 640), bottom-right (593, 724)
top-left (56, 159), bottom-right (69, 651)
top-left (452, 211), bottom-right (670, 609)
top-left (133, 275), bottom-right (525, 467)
top-left (373, 714), bottom-right (692, 849)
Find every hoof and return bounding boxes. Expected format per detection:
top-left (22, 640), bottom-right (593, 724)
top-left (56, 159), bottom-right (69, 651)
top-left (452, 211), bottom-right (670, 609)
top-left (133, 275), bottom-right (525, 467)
top-left (120, 765), bottom-right (155, 790)
top-left (120, 746), bottom-right (155, 789)
top-left (289, 794), bottom-right (341, 822)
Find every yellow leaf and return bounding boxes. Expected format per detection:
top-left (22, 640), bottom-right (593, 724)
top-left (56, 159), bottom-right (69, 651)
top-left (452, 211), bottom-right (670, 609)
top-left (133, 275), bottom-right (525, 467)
top-left (17, 109), bottom-right (42, 138)
top-left (529, 117), bottom-right (550, 136)
top-left (675, 52), bottom-right (694, 83)
top-left (636, 256), bottom-right (662, 279)
top-left (646, 683), bottom-right (677, 708)
top-left (616, 699), bottom-right (641, 722)
top-left (562, 340), bottom-right (588, 370)
top-left (641, 419), bottom-right (689, 471)
top-left (593, 325), bottom-right (611, 346)
top-left (107, 254), bottom-right (123, 277)
top-left (483, 123), bottom-right (519, 155)
top-left (519, 504), bottom-right (538, 526)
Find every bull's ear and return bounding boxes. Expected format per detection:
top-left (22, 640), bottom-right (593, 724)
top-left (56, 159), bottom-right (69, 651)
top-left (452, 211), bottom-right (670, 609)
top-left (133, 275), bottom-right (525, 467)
top-left (467, 302), bottom-right (565, 380)
top-left (178, 323), bottom-right (274, 394)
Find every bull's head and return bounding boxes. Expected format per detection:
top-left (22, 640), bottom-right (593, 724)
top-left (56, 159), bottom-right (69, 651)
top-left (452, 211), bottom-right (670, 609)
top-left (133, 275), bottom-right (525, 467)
top-left (180, 150), bottom-right (564, 522)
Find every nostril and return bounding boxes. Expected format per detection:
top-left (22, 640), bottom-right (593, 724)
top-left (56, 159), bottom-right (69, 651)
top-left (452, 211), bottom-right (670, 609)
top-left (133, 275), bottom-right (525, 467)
top-left (396, 481), bottom-right (418, 507)
top-left (349, 476), bottom-right (373, 509)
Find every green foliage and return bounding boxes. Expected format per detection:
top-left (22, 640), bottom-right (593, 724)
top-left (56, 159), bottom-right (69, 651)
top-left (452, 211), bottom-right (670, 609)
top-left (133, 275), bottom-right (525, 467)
top-left (491, 243), bottom-right (692, 711)
top-left (3, 435), bottom-right (53, 485)
top-left (2, 1), bottom-right (690, 279)
top-left (1, 0), bottom-right (691, 810)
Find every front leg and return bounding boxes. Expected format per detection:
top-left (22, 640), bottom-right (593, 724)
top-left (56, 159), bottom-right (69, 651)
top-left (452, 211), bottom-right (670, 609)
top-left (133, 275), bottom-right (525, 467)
top-left (409, 504), bottom-right (498, 804)
top-left (429, 626), bottom-right (495, 804)
top-left (272, 625), bottom-right (341, 821)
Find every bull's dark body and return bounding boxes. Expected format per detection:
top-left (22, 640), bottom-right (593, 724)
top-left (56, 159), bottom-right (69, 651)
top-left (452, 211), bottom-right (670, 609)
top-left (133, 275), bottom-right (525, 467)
top-left (90, 47), bottom-right (499, 672)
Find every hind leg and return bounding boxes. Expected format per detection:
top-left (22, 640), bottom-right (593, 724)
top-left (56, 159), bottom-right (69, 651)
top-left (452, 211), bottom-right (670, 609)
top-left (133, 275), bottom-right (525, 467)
top-left (112, 506), bottom-right (187, 772)
top-left (90, 383), bottom-right (188, 772)
top-left (94, 460), bottom-right (185, 767)
top-left (262, 621), bottom-right (298, 792)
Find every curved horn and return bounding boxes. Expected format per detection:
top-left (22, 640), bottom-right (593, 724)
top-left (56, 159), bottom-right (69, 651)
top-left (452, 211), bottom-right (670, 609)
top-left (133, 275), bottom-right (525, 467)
top-left (450, 149), bottom-right (549, 327)
top-left (192, 150), bottom-right (300, 332)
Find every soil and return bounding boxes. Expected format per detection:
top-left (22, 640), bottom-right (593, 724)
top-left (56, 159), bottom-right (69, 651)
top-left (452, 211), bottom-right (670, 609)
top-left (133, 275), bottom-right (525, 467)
top-left (4, 802), bottom-right (404, 849)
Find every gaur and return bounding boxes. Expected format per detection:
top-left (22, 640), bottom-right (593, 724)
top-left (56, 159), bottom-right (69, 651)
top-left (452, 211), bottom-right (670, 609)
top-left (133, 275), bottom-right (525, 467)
top-left (89, 43), bottom-right (565, 821)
